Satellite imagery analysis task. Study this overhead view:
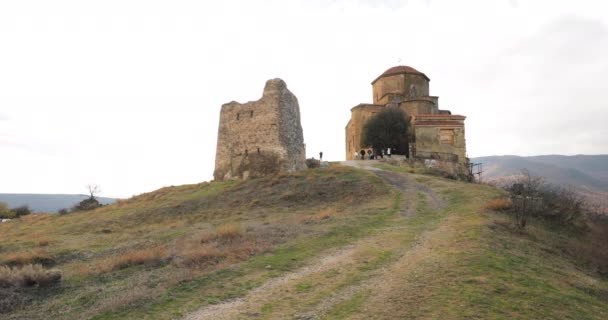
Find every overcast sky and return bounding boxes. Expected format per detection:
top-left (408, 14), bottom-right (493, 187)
top-left (1, 0), bottom-right (607, 198)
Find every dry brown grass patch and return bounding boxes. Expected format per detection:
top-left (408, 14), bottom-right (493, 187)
top-left (301, 207), bottom-right (340, 224)
top-left (177, 223), bottom-right (264, 268)
top-left (37, 239), bottom-right (51, 247)
top-left (0, 264), bottom-right (61, 288)
top-left (200, 223), bottom-right (243, 243)
top-left (177, 244), bottom-right (225, 267)
top-left (1, 249), bottom-right (56, 267)
top-left (100, 246), bottom-right (168, 272)
top-left (484, 198), bottom-right (513, 211)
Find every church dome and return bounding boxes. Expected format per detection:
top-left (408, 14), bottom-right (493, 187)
top-left (372, 65), bottom-right (430, 84)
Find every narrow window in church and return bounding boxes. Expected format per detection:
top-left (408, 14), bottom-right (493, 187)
top-left (250, 111), bottom-right (254, 117)
top-left (236, 113), bottom-right (240, 120)
top-left (257, 148), bottom-right (260, 153)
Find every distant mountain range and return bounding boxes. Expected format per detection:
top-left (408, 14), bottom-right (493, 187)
top-left (471, 155), bottom-right (608, 192)
top-left (0, 194), bottom-right (117, 213)
top-left (471, 155), bottom-right (608, 214)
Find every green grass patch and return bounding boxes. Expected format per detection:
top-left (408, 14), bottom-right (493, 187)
top-left (296, 281), bottom-right (314, 293)
top-left (324, 292), bottom-right (367, 319)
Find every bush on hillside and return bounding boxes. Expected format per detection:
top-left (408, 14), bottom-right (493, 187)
top-left (72, 197), bottom-right (101, 211)
top-left (305, 158), bottom-right (320, 168)
top-left (12, 205), bottom-right (32, 217)
top-left (0, 202), bottom-right (15, 219)
top-left (504, 170), bottom-right (585, 228)
top-left (536, 185), bottom-right (584, 224)
top-left (494, 169), bottom-right (608, 274)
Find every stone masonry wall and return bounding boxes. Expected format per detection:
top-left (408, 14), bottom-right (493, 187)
top-left (414, 125), bottom-right (467, 164)
top-left (214, 79), bottom-right (306, 181)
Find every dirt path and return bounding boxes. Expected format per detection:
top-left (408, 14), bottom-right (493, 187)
top-left (182, 163), bottom-right (448, 320)
top-left (182, 244), bottom-right (361, 320)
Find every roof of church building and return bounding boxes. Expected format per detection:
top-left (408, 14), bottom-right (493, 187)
top-left (371, 65), bottom-right (430, 84)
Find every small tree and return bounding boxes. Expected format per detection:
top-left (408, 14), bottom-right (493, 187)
top-left (86, 184), bottom-right (101, 199)
top-left (511, 169), bottom-right (544, 228)
top-left (74, 184), bottom-right (102, 211)
top-left (361, 107), bottom-right (409, 155)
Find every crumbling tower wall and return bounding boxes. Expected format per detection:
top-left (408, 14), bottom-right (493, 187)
top-left (214, 79), bottom-right (306, 181)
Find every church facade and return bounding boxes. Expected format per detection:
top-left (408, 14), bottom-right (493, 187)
top-left (345, 66), bottom-right (468, 167)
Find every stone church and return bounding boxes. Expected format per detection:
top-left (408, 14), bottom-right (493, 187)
top-left (214, 79), bottom-right (306, 181)
top-left (345, 66), bottom-right (468, 167)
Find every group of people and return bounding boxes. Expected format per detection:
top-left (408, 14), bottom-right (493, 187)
top-left (354, 147), bottom-right (391, 160)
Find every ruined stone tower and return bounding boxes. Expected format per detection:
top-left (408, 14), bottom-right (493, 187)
top-left (214, 79), bottom-right (306, 181)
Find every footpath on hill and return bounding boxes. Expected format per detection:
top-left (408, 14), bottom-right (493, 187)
top-left (180, 161), bottom-right (608, 320)
top-left (183, 161), bottom-right (455, 320)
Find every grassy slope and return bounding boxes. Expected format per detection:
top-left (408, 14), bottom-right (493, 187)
top-left (1, 164), bottom-right (608, 319)
top-left (0, 166), bottom-right (395, 319)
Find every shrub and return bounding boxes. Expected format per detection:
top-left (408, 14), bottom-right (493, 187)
top-left (537, 185), bottom-right (584, 224)
top-left (484, 199), bottom-right (513, 211)
top-left (0, 264), bottom-right (61, 288)
top-left (306, 158), bottom-right (320, 168)
top-left (0, 202), bottom-right (15, 219)
top-left (12, 205), bottom-right (32, 217)
top-left (73, 197), bottom-right (101, 211)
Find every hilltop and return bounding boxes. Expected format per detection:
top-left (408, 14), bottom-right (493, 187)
top-left (1, 163), bottom-right (607, 319)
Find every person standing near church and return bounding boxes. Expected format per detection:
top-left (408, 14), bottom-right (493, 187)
top-left (319, 151), bottom-right (323, 162)
top-left (387, 147), bottom-right (391, 157)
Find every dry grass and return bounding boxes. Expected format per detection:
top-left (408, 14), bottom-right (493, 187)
top-left (566, 221), bottom-right (608, 275)
top-left (37, 240), bottom-right (50, 247)
top-left (1, 250), bottom-right (56, 267)
top-left (200, 223), bottom-right (243, 243)
top-left (177, 243), bottom-right (225, 268)
top-left (100, 246), bottom-right (168, 272)
top-left (484, 198), bottom-right (513, 211)
top-left (0, 165), bottom-right (392, 319)
top-left (0, 264), bottom-right (61, 288)
top-left (301, 207), bottom-right (340, 224)
top-left (176, 223), bottom-right (267, 268)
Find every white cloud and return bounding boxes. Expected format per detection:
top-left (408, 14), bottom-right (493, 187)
top-left (464, 15), bottom-right (608, 156)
